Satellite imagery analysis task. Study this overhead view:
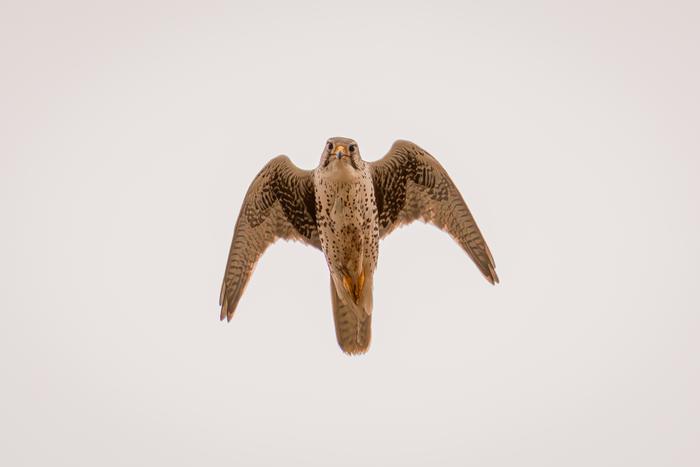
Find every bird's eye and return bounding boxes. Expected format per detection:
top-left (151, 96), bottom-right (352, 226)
top-left (349, 144), bottom-right (356, 153)
top-left (327, 142), bottom-right (334, 151)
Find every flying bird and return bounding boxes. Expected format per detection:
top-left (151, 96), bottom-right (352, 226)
top-left (220, 138), bottom-right (498, 354)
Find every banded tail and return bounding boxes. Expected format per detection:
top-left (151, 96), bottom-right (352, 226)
top-left (330, 276), bottom-right (372, 355)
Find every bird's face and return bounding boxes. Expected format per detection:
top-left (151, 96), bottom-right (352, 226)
top-left (320, 137), bottom-right (362, 171)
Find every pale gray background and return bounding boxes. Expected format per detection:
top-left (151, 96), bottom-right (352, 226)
top-left (1, 1), bottom-right (698, 465)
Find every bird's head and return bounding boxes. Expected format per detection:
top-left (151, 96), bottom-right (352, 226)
top-left (320, 137), bottom-right (362, 172)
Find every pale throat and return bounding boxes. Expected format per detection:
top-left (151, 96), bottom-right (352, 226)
top-left (324, 159), bottom-right (361, 184)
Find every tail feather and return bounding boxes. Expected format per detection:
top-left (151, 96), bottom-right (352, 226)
top-left (330, 276), bottom-right (371, 355)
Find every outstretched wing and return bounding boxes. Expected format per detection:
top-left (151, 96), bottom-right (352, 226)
top-left (220, 156), bottom-right (320, 321)
top-left (370, 140), bottom-right (499, 284)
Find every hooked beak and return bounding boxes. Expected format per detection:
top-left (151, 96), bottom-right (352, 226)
top-left (335, 145), bottom-right (348, 159)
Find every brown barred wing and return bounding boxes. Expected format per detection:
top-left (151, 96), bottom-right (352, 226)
top-left (370, 140), bottom-right (499, 284)
top-left (219, 156), bottom-right (321, 321)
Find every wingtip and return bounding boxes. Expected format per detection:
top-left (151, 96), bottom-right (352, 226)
top-left (219, 311), bottom-right (234, 322)
top-left (220, 295), bottom-right (227, 321)
top-left (487, 264), bottom-right (499, 285)
top-left (220, 297), bottom-right (235, 322)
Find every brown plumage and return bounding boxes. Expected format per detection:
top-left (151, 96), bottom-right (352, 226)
top-left (219, 138), bottom-right (498, 355)
top-left (371, 140), bottom-right (498, 284)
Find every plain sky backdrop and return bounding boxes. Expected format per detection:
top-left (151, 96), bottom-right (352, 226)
top-left (2, 1), bottom-right (699, 466)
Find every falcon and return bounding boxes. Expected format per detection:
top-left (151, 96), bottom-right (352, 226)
top-left (219, 138), bottom-right (498, 354)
